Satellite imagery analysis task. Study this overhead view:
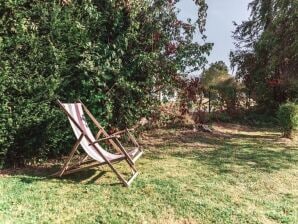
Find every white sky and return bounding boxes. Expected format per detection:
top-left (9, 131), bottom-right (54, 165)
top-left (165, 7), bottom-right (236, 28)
top-left (177, 0), bottom-right (251, 74)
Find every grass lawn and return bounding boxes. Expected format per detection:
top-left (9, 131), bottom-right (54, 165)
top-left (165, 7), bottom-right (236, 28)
top-left (0, 123), bottom-right (297, 224)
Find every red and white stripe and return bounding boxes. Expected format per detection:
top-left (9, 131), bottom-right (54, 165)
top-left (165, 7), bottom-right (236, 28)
top-left (62, 103), bottom-right (136, 162)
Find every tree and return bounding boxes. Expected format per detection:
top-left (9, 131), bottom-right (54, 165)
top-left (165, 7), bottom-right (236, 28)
top-left (230, 0), bottom-right (298, 111)
top-left (201, 61), bottom-right (229, 88)
top-left (201, 61), bottom-right (239, 113)
top-left (0, 0), bottom-right (212, 167)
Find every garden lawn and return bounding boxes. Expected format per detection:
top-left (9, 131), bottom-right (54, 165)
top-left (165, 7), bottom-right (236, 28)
top-left (0, 123), bottom-right (297, 224)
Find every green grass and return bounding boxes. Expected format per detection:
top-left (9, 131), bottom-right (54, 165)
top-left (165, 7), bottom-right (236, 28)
top-left (0, 123), bottom-right (297, 223)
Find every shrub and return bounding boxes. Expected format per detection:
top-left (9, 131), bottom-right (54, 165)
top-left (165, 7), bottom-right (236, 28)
top-left (211, 112), bottom-right (232, 123)
top-left (241, 112), bottom-right (278, 127)
top-left (0, 0), bottom-right (211, 167)
top-left (277, 102), bottom-right (298, 138)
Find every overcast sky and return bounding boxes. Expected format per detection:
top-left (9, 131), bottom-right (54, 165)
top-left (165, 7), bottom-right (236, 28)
top-left (177, 0), bottom-right (251, 74)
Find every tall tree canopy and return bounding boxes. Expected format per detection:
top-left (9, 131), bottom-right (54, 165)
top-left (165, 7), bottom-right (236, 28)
top-left (0, 0), bottom-right (212, 166)
top-left (201, 61), bottom-right (239, 113)
top-left (230, 0), bottom-right (298, 110)
top-left (201, 61), bottom-right (229, 88)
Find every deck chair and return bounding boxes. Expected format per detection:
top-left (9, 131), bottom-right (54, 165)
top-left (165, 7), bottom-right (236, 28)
top-left (54, 100), bottom-right (143, 187)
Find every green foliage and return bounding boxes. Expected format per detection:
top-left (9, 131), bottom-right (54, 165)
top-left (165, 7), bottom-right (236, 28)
top-left (230, 0), bottom-right (298, 110)
top-left (201, 61), bottom-right (229, 88)
top-left (201, 61), bottom-right (240, 113)
top-left (209, 112), bottom-right (232, 123)
top-left (277, 102), bottom-right (298, 138)
top-left (241, 112), bottom-right (278, 127)
top-left (0, 0), bottom-right (212, 167)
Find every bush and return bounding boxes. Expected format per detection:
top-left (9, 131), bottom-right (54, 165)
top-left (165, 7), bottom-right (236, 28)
top-left (0, 0), bottom-right (154, 167)
top-left (277, 102), bottom-right (298, 138)
top-left (241, 112), bottom-right (278, 127)
top-left (209, 112), bottom-right (232, 123)
top-left (0, 0), bottom-right (211, 167)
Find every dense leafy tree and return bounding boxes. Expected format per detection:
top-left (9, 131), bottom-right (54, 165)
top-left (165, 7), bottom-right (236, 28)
top-left (277, 102), bottom-right (298, 138)
top-left (201, 61), bottom-right (229, 88)
top-left (230, 0), bottom-right (298, 111)
top-left (0, 0), bottom-right (212, 167)
top-left (201, 61), bottom-right (239, 113)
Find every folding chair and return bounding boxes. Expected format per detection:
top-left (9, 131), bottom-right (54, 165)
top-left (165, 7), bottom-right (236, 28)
top-left (53, 100), bottom-right (143, 187)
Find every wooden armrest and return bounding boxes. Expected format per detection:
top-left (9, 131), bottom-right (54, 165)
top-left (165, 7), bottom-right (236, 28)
top-left (111, 128), bottom-right (139, 148)
top-left (89, 135), bottom-right (119, 146)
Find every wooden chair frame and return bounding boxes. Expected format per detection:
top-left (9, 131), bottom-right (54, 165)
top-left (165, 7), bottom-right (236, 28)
top-left (53, 100), bottom-right (143, 187)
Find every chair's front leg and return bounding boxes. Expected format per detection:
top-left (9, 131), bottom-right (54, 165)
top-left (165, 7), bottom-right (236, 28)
top-left (114, 138), bottom-right (136, 166)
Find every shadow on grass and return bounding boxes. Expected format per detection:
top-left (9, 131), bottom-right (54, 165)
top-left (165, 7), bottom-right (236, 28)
top-left (2, 126), bottom-right (297, 184)
top-left (144, 127), bottom-right (297, 173)
top-left (0, 165), bottom-right (119, 186)
top-left (174, 145), bottom-right (296, 173)
top-left (144, 131), bottom-right (228, 150)
top-left (170, 133), bottom-right (297, 173)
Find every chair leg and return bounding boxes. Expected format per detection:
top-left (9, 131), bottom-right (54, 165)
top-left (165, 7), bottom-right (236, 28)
top-left (108, 165), bottom-right (139, 187)
top-left (57, 134), bottom-right (83, 177)
top-left (104, 159), bottom-right (131, 186)
top-left (113, 138), bottom-right (135, 165)
top-left (54, 137), bottom-right (139, 186)
top-left (89, 149), bottom-right (138, 187)
top-left (126, 172), bottom-right (139, 187)
top-left (78, 154), bottom-right (89, 166)
top-left (127, 129), bottom-right (139, 147)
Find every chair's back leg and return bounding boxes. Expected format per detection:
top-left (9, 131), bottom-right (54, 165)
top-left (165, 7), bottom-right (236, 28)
top-left (79, 154), bottom-right (89, 165)
top-left (96, 129), bottom-right (104, 140)
top-left (127, 129), bottom-right (139, 147)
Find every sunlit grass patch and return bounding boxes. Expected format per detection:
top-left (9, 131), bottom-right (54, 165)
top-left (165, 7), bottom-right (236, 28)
top-left (0, 123), bottom-right (297, 223)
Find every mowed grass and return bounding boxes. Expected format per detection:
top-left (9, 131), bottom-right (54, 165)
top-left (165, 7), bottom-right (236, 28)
top-left (0, 123), bottom-right (297, 224)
